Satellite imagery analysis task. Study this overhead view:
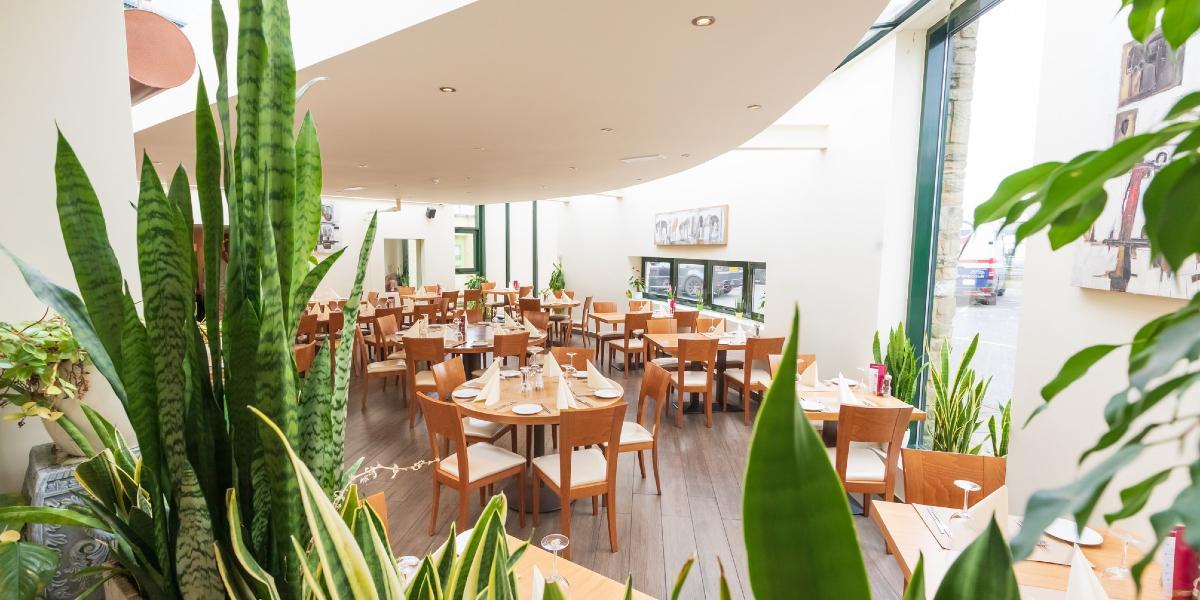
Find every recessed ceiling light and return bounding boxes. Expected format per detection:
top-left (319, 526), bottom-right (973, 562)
top-left (600, 127), bottom-right (614, 132)
top-left (747, 104), bottom-right (762, 110)
top-left (691, 15), bottom-right (716, 27)
top-left (431, 178), bottom-right (441, 185)
top-left (568, 166), bottom-right (577, 171)
top-left (540, 185), bottom-right (548, 190)
top-left (472, 146), bottom-right (485, 151)
top-left (342, 186), bottom-right (366, 191)
top-left (620, 153), bottom-right (665, 164)
top-left (439, 86), bottom-right (457, 93)
top-left (681, 153), bottom-right (691, 158)
top-left (635, 178), bottom-right (643, 182)
top-left (357, 163), bottom-right (368, 168)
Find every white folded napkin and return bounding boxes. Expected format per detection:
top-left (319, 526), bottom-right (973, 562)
top-left (836, 373), bottom-right (861, 406)
top-left (531, 565), bottom-right (546, 600)
top-left (478, 375), bottom-right (502, 407)
top-left (479, 360), bottom-right (501, 386)
top-left (523, 318), bottom-right (539, 335)
top-left (504, 312), bottom-right (518, 328)
top-left (556, 378), bottom-right (577, 410)
top-left (1066, 545), bottom-right (1109, 600)
top-left (543, 352), bottom-right (563, 378)
top-left (948, 485), bottom-right (1009, 550)
top-left (800, 360), bottom-right (820, 387)
top-left (586, 361), bottom-right (612, 390)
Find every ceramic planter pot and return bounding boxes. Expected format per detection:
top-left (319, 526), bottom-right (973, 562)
top-left (631, 291), bottom-right (644, 300)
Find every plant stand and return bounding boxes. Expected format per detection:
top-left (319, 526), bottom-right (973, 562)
top-left (22, 443), bottom-right (113, 600)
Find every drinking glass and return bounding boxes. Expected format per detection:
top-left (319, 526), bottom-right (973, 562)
top-left (1102, 532), bottom-right (1140, 580)
top-left (565, 352), bottom-right (577, 378)
top-left (396, 555), bottom-right (420, 585)
top-left (950, 479), bottom-right (981, 520)
top-left (519, 366), bottom-right (532, 394)
top-left (540, 533), bottom-right (570, 589)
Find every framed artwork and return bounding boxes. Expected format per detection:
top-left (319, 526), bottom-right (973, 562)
top-left (1118, 29), bottom-right (1185, 106)
top-left (653, 205), bottom-right (728, 246)
top-left (316, 201), bottom-right (341, 253)
top-left (1114, 109), bottom-right (1137, 142)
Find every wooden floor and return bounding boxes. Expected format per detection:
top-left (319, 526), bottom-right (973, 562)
top-left (344, 345), bottom-right (906, 599)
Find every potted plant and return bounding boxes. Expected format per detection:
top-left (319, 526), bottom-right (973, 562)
top-left (0, 315), bottom-right (93, 457)
top-left (666, 284), bottom-right (676, 313)
top-left (871, 322), bottom-right (925, 406)
top-left (734, 300), bottom-right (745, 319)
top-left (464, 273), bottom-right (487, 290)
top-left (627, 268), bottom-right (646, 300)
top-left (545, 261), bottom-right (565, 297)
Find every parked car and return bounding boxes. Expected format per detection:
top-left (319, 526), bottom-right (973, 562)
top-left (955, 224), bottom-right (1013, 305)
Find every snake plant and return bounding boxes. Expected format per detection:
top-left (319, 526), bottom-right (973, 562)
top-left (872, 322), bottom-right (925, 406)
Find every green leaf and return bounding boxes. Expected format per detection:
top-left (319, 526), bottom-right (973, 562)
top-left (1127, 0), bottom-right (1166, 42)
top-left (903, 555), bottom-right (925, 600)
top-left (1167, 90), bottom-right (1200, 119)
top-left (1131, 467), bottom-right (1200, 587)
top-left (294, 113), bottom-right (323, 299)
top-left (1162, 0), bottom-right (1200, 46)
top-left (1142, 155), bottom-right (1200, 271)
top-left (299, 341), bottom-right (337, 491)
top-left (1047, 189), bottom-right (1106, 249)
top-left (195, 74), bottom-right (225, 403)
top-left (743, 306), bottom-right (870, 599)
top-left (1040, 344), bottom-right (1122, 401)
top-left (290, 248), bottom-right (344, 335)
top-left (224, 489), bottom-right (281, 600)
top-left (331, 213), bottom-right (378, 449)
top-left (670, 556), bottom-right (694, 600)
top-left (933, 518), bottom-right (1018, 600)
top-left (1129, 312), bottom-right (1200, 389)
top-left (973, 161), bottom-right (1062, 226)
top-left (0, 506), bottom-right (107, 531)
top-left (0, 540), bottom-right (58, 600)
top-left (1104, 468), bottom-right (1174, 524)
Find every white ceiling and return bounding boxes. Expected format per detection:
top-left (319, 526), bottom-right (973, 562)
top-left (134, 0), bottom-right (886, 204)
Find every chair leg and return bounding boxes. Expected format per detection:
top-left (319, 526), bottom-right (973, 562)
top-left (458, 490), bottom-right (470, 530)
top-left (510, 427), bottom-right (518, 452)
top-left (743, 384), bottom-right (752, 426)
top-left (551, 424), bottom-right (558, 449)
top-left (479, 487), bottom-right (485, 507)
top-left (361, 376), bottom-right (370, 412)
top-left (562, 499), bottom-right (572, 561)
top-left (606, 486), bottom-right (618, 553)
top-left (863, 494), bottom-right (872, 517)
top-left (532, 477), bottom-right (541, 526)
top-left (623, 351), bottom-right (631, 378)
top-left (517, 470), bottom-right (526, 529)
top-left (592, 496), bottom-right (598, 515)
top-left (429, 480), bottom-right (441, 536)
top-left (637, 450), bottom-right (646, 479)
top-left (525, 425), bottom-right (533, 467)
top-left (652, 446), bottom-right (662, 495)
top-left (705, 385), bottom-right (714, 429)
top-left (675, 387), bottom-right (684, 429)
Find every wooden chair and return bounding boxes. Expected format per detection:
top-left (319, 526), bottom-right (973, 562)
top-left (294, 341), bottom-right (318, 377)
top-left (367, 291), bottom-right (379, 305)
top-left (356, 328), bottom-right (406, 412)
top-left (827, 404), bottom-right (912, 516)
top-left (327, 299), bottom-right (347, 312)
top-left (768, 353), bottom-right (817, 378)
top-left (674, 310), bottom-right (699, 333)
top-left (591, 301), bottom-right (622, 366)
top-left (403, 336), bottom-right (446, 428)
top-left (432, 358), bottom-right (517, 451)
top-left (644, 318), bottom-right (678, 369)
top-left (547, 291), bottom-right (573, 345)
top-left (462, 289), bottom-right (482, 309)
top-left (628, 300), bottom-right (650, 312)
top-left (901, 449), bottom-right (1006, 508)
top-left (695, 316), bottom-right (725, 333)
top-left (296, 312), bottom-right (318, 344)
top-left (724, 337), bottom-right (785, 425)
top-left (668, 337), bottom-right (718, 428)
top-left (473, 331), bottom-right (529, 378)
top-left (517, 286), bottom-right (533, 302)
top-left (606, 311), bottom-right (650, 377)
top-left (365, 314), bottom-right (402, 361)
top-left (423, 285), bottom-right (439, 293)
top-left (568, 296), bottom-right (593, 346)
top-left (532, 404), bottom-right (624, 559)
top-left (549, 346), bottom-right (595, 371)
top-left (418, 393), bottom-right (525, 535)
top-left (519, 297), bottom-right (542, 315)
top-left (441, 290), bottom-right (460, 311)
top-left (616, 362), bottom-right (672, 494)
top-left (413, 303), bottom-right (440, 324)
top-left (523, 310), bottom-right (550, 337)
top-left (396, 286), bottom-right (415, 296)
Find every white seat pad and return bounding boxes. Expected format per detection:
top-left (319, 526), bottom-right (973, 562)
top-left (438, 443), bottom-right (524, 483)
top-left (414, 370), bottom-right (435, 386)
top-left (532, 448), bottom-right (608, 488)
top-left (367, 359), bottom-right (406, 374)
top-left (725, 367), bottom-right (771, 387)
top-left (463, 417), bottom-right (507, 438)
top-left (651, 357), bottom-right (678, 369)
top-left (610, 339), bottom-right (643, 351)
top-left (679, 371), bottom-right (710, 387)
top-left (386, 351), bottom-right (407, 360)
top-left (825, 446), bottom-right (887, 482)
top-left (619, 421), bottom-right (653, 445)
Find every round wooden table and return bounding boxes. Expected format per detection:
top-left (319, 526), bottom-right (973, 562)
top-left (452, 375), bottom-right (626, 512)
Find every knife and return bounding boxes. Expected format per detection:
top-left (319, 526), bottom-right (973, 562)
top-left (928, 508), bottom-right (951, 537)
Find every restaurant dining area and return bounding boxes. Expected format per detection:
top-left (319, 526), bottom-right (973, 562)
top-left (3, 0), bottom-right (1200, 599)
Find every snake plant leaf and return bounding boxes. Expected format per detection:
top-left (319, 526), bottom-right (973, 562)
top-left (933, 518), bottom-right (1018, 600)
top-left (406, 556), bottom-right (439, 599)
top-left (543, 582), bottom-right (567, 600)
top-left (262, 0), bottom-right (298, 314)
top-left (54, 415), bottom-right (97, 457)
top-left (0, 506), bottom-right (107, 531)
top-left (74, 452), bottom-right (120, 511)
top-left (1011, 442), bottom-right (1147, 559)
top-left (298, 341), bottom-right (335, 490)
top-left (0, 248), bottom-right (127, 407)
top-left (250, 406), bottom-right (379, 600)
top-left (79, 404), bottom-right (137, 477)
top-left (225, 489), bottom-right (281, 600)
top-left (1039, 344), bottom-right (1122, 402)
top-left (294, 113), bottom-right (323, 296)
top-left (291, 537), bottom-right (331, 600)
top-left (291, 248), bottom-right (344, 335)
top-left (669, 555), bottom-right (694, 600)
top-left (53, 129), bottom-right (127, 376)
top-left (196, 74), bottom-right (225, 402)
top-left (433, 522), bottom-right (457, 587)
top-left (0, 539), bottom-right (58, 600)
top-left (716, 557), bottom-right (732, 600)
top-left (352, 502), bottom-right (404, 599)
top-left (622, 576), bottom-right (634, 600)
top-left (119, 285), bottom-right (165, 509)
top-left (213, 543), bottom-right (261, 600)
top-left (903, 555), bottom-right (925, 600)
top-left (74, 494), bottom-right (170, 595)
top-left (234, 0), bottom-right (265, 268)
top-left (743, 306), bottom-right (870, 599)
top-left (175, 458), bottom-right (223, 598)
top-left (331, 213), bottom-right (378, 446)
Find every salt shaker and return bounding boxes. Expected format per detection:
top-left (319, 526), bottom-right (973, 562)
top-left (881, 373), bottom-right (893, 398)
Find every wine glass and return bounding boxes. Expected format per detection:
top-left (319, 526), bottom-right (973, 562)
top-left (540, 533), bottom-right (570, 588)
top-left (519, 366), bottom-right (532, 394)
top-left (1103, 532), bottom-right (1140, 580)
top-left (564, 352), bottom-right (577, 378)
top-left (396, 555), bottom-right (420, 585)
top-left (950, 479), bottom-right (981, 520)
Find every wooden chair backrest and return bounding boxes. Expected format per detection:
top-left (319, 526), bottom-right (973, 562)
top-left (550, 346), bottom-right (595, 370)
top-left (432, 357), bottom-right (466, 401)
top-left (677, 337), bottom-right (718, 375)
top-left (833, 405), bottom-right (912, 490)
top-left (403, 336), bottom-right (446, 370)
top-left (519, 297), bottom-right (542, 313)
top-left (417, 392), bottom-right (468, 469)
top-left (623, 312), bottom-right (651, 341)
top-left (518, 286), bottom-right (533, 298)
top-left (441, 290), bottom-right (459, 306)
top-left (638, 362), bottom-right (672, 436)
top-left (696, 317), bottom-right (725, 333)
top-left (768, 353), bottom-right (817, 377)
top-left (628, 300), bottom-right (650, 312)
top-left (327, 299), bottom-right (347, 311)
top-left (413, 303), bottom-right (439, 322)
top-left (295, 341), bottom-right (318, 375)
top-left (365, 492), bottom-right (389, 531)
top-left (297, 312), bottom-right (318, 341)
top-left (646, 318), bottom-right (677, 334)
top-left (462, 289), bottom-right (482, 305)
top-left (523, 310), bottom-right (550, 332)
top-left (901, 449), bottom-right (1007, 508)
top-left (578, 297), bottom-right (593, 322)
top-left (481, 281), bottom-right (496, 291)
top-left (396, 286), bottom-right (415, 296)
top-left (592, 301), bottom-right (617, 313)
top-left (746, 337), bottom-right (785, 367)
top-left (423, 285), bottom-right (439, 292)
top-left (463, 308), bottom-right (484, 323)
top-left (367, 291), bottom-right (379, 304)
top-left (327, 311), bottom-right (344, 334)
top-left (374, 314), bottom-right (399, 343)
top-left (556, 404), bottom-right (624, 489)
top-left (674, 310), bottom-right (698, 332)
top-left (492, 331), bottom-right (530, 367)
top-left (437, 298), bottom-right (452, 323)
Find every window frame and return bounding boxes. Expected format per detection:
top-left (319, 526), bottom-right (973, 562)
top-left (639, 256), bottom-right (764, 322)
top-left (454, 205), bottom-right (486, 276)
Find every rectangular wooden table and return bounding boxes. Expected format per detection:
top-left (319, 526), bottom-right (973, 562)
top-left (795, 387), bottom-right (926, 421)
top-left (870, 501), bottom-right (1162, 599)
top-left (643, 332), bottom-right (747, 407)
top-left (507, 536), bottom-right (652, 599)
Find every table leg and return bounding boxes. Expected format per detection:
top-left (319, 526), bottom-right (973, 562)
top-left (503, 424), bottom-right (561, 513)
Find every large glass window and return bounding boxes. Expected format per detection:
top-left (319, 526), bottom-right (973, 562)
top-left (675, 261), bottom-right (705, 302)
top-left (644, 260), bottom-right (672, 297)
top-left (640, 257), bottom-right (766, 321)
top-left (710, 263), bottom-right (744, 310)
top-left (454, 205), bottom-right (485, 282)
top-left (750, 263), bottom-right (767, 319)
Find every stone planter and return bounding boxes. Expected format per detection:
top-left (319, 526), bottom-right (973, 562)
top-left (42, 419), bottom-right (87, 457)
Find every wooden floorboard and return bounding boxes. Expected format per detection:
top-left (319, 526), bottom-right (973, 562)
top-left (344, 337), bottom-right (905, 599)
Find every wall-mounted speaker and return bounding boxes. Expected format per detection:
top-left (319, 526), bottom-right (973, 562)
top-left (425, 207), bottom-right (437, 219)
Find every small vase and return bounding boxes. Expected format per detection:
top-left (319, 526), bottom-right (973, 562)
top-left (632, 291), bottom-right (644, 300)
top-left (669, 298), bottom-right (676, 313)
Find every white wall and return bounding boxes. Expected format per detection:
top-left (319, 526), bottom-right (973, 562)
top-left (554, 34), bottom-right (926, 375)
top-left (315, 198), bottom-right (457, 297)
top-left (0, 1), bottom-right (139, 492)
top-left (1007, 0), bottom-right (1200, 535)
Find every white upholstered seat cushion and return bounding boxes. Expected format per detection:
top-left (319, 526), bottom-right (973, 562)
top-left (724, 367), bottom-right (771, 387)
top-left (438, 443), bottom-right (524, 483)
top-left (532, 448), bottom-right (608, 488)
top-left (619, 421), bottom-right (654, 446)
top-left (825, 446), bottom-right (887, 482)
top-left (463, 418), bottom-right (508, 438)
top-left (678, 371), bottom-right (710, 387)
top-left (386, 350), bottom-right (406, 360)
top-left (414, 370), bottom-right (435, 386)
top-left (367, 359), bottom-right (406, 374)
top-left (651, 357), bottom-right (678, 369)
top-left (609, 339), bottom-right (643, 351)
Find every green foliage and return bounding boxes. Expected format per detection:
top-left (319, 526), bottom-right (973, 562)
top-left (627, 268), bottom-right (646, 293)
top-left (464, 274), bottom-right (487, 290)
top-left (872, 322), bottom-right (925, 405)
top-left (987, 400), bottom-right (1011, 458)
top-left (0, 316), bottom-right (89, 435)
top-left (0, 537), bottom-right (58, 600)
top-left (546, 261), bottom-right (566, 292)
top-left (927, 336), bottom-right (988, 455)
